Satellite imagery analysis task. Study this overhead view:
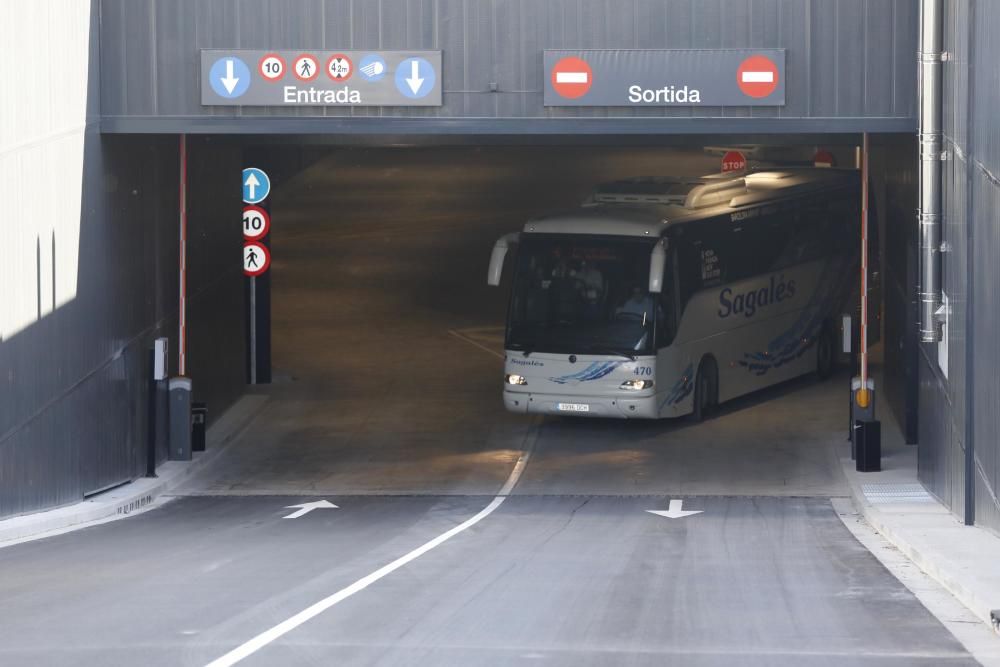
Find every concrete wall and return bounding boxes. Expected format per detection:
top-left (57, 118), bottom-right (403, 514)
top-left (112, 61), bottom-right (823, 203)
top-left (919, 0), bottom-right (1000, 535)
top-left (98, 0), bottom-right (918, 134)
top-left (0, 4), bottom-right (246, 519)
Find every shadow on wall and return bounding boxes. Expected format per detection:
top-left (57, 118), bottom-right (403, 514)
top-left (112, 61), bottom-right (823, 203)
top-left (0, 0), bottom-right (246, 520)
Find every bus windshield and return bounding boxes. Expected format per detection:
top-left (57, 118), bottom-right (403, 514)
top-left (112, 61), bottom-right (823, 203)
top-left (506, 235), bottom-right (661, 356)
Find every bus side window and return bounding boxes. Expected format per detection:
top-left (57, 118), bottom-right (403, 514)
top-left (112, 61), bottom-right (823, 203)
top-left (676, 237), bottom-right (705, 318)
top-left (773, 202), bottom-right (829, 269)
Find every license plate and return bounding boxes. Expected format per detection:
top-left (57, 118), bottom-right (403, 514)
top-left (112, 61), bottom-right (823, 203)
top-left (557, 403), bottom-right (590, 412)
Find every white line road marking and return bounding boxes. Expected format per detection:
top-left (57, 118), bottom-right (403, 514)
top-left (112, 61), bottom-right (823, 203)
top-left (447, 329), bottom-right (505, 360)
top-left (204, 422), bottom-right (540, 667)
top-left (498, 425), bottom-right (537, 497)
top-left (555, 71), bottom-right (588, 84)
top-left (741, 71), bottom-right (774, 83)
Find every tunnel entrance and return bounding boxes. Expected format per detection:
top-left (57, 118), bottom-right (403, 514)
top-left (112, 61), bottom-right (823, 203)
top-left (176, 135), bottom-right (916, 498)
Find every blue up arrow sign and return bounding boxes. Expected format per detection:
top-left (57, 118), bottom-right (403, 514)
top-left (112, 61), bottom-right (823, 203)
top-left (242, 167), bottom-right (270, 204)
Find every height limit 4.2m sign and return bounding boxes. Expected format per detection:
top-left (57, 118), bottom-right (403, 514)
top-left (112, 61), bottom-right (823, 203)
top-left (544, 49), bottom-right (785, 107)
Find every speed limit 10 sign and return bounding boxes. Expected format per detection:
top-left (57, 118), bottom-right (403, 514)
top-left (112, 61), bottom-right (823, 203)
top-left (242, 205), bottom-right (270, 240)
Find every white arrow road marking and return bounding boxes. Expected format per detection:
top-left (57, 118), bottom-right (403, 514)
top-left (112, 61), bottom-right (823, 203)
top-left (555, 71), bottom-right (588, 84)
top-left (244, 172), bottom-right (260, 200)
top-left (646, 499), bottom-right (703, 519)
top-left (221, 59), bottom-right (240, 94)
top-left (740, 71), bottom-right (774, 83)
top-left (406, 59), bottom-right (424, 94)
top-left (283, 500), bottom-right (338, 519)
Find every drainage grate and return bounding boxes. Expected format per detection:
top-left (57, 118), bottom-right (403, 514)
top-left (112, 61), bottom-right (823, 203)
top-left (861, 483), bottom-right (935, 505)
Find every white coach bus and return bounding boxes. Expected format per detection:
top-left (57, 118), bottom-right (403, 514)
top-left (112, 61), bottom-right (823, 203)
top-left (487, 168), bottom-right (868, 420)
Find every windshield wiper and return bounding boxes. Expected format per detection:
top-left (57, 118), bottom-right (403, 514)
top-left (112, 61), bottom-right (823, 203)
top-left (583, 345), bottom-right (636, 362)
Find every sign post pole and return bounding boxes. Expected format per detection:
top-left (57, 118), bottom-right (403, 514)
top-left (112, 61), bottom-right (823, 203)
top-left (178, 134), bottom-right (188, 376)
top-left (243, 165), bottom-right (272, 385)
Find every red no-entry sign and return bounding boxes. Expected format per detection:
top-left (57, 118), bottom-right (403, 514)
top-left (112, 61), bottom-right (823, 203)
top-left (737, 55), bottom-right (779, 98)
top-left (551, 56), bottom-right (593, 99)
top-left (721, 151), bottom-right (747, 173)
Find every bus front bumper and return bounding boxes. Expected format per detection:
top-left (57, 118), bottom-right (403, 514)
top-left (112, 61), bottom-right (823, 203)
top-left (503, 391), bottom-right (658, 419)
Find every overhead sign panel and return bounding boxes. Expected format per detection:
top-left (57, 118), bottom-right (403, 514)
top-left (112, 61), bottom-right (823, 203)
top-left (201, 50), bottom-right (442, 107)
top-left (544, 49), bottom-right (785, 107)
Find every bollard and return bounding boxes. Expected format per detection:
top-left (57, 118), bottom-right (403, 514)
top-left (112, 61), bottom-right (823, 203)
top-left (168, 377), bottom-right (193, 461)
top-left (849, 376), bottom-right (876, 459)
top-left (192, 402), bottom-right (207, 452)
top-left (855, 420), bottom-right (882, 472)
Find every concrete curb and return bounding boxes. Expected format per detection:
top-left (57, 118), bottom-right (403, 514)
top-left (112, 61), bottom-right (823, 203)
top-left (0, 394), bottom-right (267, 546)
top-left (842, 457), bottom-right (1000, 632)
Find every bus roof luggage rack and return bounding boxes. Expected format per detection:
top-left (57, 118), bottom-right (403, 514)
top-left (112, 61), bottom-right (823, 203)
top-left (591, 175), bottom-right (744, 208)
top-left (683, 178), bottom-right (748, 209)
top-left (591, 169), bottom-right (844, 212)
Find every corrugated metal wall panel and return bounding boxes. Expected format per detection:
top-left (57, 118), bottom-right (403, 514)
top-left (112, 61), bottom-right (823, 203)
top-left (970, 161), bottom-right (1000, 534)
top-left (923, 0), bottom-right (1000, 534)
top-left (863, 0), bottom-right (894, 117)
top-left (98, 0), bottom-right (918, 131)
top-left (917, 355), bottom-right (959, 515)
top-left (893, 0), bottom-right (919, 118)
top-left (971, 0), bottom-right (1000, 177)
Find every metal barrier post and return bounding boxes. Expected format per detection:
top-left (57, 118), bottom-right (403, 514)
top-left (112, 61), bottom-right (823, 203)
top-left (168, 377), bottom-right (193, 461)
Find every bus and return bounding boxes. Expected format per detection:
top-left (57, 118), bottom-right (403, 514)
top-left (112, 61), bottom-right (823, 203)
top-left (486, 168), bottom-right (870, 420)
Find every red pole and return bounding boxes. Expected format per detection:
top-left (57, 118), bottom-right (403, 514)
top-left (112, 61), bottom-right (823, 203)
top-left (859, 133), bottom-right (870, 403)
top-left (179, 134), bottom-right (188, 376)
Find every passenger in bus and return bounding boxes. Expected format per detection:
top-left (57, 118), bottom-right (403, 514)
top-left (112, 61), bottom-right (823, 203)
top-left (578, 260), bottom-right (604, 300)
top-left (578, 260), bottom-right (605, 318)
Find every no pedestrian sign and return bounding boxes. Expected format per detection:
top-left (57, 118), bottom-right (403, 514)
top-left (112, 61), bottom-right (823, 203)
top-left (544, 49), bottom-right (785, 107)
top-left (244, 242), bottom-right (271, 277)
top-left (201, 50), bottom-right (441, 107)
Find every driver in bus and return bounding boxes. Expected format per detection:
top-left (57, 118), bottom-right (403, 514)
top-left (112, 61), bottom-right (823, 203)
top-left (617, 285), bottom-right (654, 319)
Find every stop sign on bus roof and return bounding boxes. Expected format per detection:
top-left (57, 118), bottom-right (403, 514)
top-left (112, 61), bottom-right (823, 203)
top-left (721, 151), bottom-right (747, 173)
top-left (814, 149), bottom-right (836, 168)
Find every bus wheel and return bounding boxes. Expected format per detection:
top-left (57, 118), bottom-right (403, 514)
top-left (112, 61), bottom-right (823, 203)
top-left (816, 325), bottom-right (836, 380)
top-left (692, 357), bottom-right (718, 422)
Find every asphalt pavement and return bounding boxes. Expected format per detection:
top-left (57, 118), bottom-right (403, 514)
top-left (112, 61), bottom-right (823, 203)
top-left (0, 146), bottom-right (982, 666)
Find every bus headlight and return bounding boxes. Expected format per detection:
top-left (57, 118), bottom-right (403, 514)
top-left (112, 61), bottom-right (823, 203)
top-left (620, 379), bottom-right (654, 391)
top-left (505, 374), bottom-right (528, 386)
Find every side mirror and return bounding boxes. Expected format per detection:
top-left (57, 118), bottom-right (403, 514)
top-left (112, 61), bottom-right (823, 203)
top-left (487, 233), bottom-right (519, 286)
top-left (648, 239), bottom-right (666, 294)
